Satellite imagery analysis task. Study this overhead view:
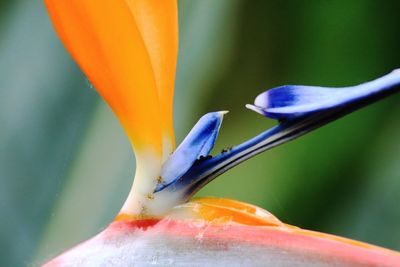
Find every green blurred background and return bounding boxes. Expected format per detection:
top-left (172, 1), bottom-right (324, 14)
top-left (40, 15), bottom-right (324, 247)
top-left (1, 0), bottom-right (400, 266)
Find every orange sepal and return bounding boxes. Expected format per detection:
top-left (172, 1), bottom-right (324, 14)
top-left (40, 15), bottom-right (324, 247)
top-left (44, 0), bottom-right (179, 155)
top-left (126, 0), bottom-right (178, 149)
top-left (187, 197), bottom-right (286, 226)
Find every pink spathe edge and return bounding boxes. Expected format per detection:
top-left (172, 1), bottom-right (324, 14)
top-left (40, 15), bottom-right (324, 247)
top-left (44, 219), bottom-right (400, 266)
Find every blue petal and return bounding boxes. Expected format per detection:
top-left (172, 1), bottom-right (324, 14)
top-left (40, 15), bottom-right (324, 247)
top-left (155, 111), bottom-right (227, 192)
top-left (247, 69), bottom-right (400, 120)
top-left (155, 70), bottom-right (400, 205)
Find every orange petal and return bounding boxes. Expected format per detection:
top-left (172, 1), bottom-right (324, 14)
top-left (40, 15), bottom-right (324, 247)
top-left (126, 0), bottom-right (178, 156)
top-left (186, 197), bottom-right (285, 226)
top-left (44, 0), bottom-right (177, 156)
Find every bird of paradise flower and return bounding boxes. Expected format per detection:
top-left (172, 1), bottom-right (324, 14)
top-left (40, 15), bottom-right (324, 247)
top-left (42, 0), bottom-right (400, 266)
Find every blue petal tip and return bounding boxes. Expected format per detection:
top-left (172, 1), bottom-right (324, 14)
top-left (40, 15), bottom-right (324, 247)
top-left (249, 71), bottom-right (400, 121)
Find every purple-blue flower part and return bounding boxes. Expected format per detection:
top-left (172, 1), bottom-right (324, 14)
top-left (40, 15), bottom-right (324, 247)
top-left (156, 112), bottom-right (226, 192)
top-left (156, 70), bottom-right (400, 200)
top-left (247, 69), bottom-right (400, 121)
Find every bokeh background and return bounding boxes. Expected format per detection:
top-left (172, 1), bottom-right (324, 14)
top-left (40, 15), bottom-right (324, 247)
top-left (1, 0), bottom-right (400, 266)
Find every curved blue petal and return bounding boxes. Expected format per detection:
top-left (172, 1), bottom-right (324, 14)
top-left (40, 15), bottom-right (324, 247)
top-left (247, 69), bottom-right (400, 120)
top-left (155, 111), bottom-right (227, 192)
